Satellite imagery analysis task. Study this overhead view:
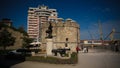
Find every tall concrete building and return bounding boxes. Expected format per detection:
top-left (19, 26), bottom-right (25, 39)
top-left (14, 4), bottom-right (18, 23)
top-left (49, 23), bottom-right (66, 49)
top-left (27, 5), bottom-right (58, 40)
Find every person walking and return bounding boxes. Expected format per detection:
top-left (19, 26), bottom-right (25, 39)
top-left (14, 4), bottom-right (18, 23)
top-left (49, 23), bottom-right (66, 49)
top-left (76, 46), bottom-right (80, 53)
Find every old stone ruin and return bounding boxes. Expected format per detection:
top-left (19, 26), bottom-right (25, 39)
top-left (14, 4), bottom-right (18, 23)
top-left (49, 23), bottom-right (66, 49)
top-left (30, 18), bottom-right (80, 59)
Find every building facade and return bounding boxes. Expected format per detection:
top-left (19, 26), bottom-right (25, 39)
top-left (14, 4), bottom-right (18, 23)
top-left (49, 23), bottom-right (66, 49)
top-left (27, 5), bottom-right (58, 39)
top-left (27, 5), bottom-right (80, 52)
top-left (41, 18), bottom-right (80, 52)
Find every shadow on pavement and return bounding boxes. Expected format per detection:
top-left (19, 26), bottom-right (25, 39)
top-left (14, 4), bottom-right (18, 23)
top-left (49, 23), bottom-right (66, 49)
top-left (0, 55), bottom-right (25, 68)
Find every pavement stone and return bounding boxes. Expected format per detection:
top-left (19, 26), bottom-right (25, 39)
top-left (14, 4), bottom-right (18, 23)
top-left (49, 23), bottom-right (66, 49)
top-left (11, 49), bottom-right (120, 68)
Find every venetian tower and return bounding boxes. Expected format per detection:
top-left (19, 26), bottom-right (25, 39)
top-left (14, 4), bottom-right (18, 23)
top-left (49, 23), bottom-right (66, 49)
top-left (41, 18), bottom-right (80, 52)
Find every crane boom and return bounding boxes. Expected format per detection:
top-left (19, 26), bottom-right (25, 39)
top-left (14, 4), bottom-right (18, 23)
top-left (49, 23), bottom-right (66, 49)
top-left (98, 20), bottom-right (103, 40)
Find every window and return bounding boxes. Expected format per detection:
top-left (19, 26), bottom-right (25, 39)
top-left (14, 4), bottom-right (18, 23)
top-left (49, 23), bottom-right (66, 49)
top-left (65, 38), bottom-right (68, 47)
top-left (51, 14), bottom-right (54, 16)
top-left (88, 41), bottom-right (92, 43)
top-left (66, 38), bottom-right (68, 41)
top-left (53, 14), bottom-right (56, 16)
top-left (29, 9), bottom-right (33, 11)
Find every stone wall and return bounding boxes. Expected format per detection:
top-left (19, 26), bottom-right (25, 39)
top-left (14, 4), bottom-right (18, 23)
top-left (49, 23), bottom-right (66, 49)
top-left (41, 19), bottom-right (80, 52)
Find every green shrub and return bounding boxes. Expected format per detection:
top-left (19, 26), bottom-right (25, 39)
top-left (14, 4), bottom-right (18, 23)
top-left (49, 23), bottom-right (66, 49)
top-left (26, 52), bottom-right (78, 64)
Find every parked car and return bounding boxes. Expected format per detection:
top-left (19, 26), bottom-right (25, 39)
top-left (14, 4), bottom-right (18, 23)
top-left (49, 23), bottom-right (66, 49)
top-left (7, 48), bottom-right (31, 56)
top-left (6, 48), bottom-right (32, 60)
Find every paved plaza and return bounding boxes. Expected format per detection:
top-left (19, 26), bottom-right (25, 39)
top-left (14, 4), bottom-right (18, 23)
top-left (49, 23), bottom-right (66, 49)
top-left (11, 49), bottom-right (120, 68)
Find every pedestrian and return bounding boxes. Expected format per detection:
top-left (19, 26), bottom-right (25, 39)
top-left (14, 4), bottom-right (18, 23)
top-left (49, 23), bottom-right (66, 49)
top-left (76, 46), bottom-right (80, 53)
top-left (114, 41), bottom-right (119, 52)
top-left (86, 46), bottom-right (88, 53)
top-left (115, 44), bottom-right (119, 52)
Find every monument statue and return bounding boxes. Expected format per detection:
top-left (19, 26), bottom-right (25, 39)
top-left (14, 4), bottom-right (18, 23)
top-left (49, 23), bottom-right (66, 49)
top-left (46, 22), bottom-right (53, 38)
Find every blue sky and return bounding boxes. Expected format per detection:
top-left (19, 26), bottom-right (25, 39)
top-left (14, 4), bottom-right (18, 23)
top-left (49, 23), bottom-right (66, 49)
top-left (0, 0), bottom-right (120, 40)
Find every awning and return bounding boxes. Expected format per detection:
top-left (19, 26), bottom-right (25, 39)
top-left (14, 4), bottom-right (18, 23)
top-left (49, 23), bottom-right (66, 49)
top-left (30, 42), bottom-right (41, 45)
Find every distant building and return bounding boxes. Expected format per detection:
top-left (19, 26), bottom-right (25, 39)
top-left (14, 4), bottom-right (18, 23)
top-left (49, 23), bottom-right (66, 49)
top-left (0, 18), bottom-right (12, 26)
top-left (80, 40), bottom-right (110, 47)
top-left (27, 5), bottom-right (58, 39)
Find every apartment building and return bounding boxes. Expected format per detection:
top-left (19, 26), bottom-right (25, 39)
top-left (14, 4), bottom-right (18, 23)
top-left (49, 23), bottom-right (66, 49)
top-left (27, 5), bottom-right (58, 40)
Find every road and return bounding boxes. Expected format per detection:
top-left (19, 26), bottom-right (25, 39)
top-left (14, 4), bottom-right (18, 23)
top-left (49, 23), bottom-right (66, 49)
top-left (11, 49), bottom-right (120, 68)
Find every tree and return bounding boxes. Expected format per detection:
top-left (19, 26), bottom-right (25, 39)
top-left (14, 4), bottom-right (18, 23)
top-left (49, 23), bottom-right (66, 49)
top-left (15, 25), bottom-right (33, 48)
top-left (0, 28), bottom-right (15, 51)
top-left (18, 26), bottom-right (28, 36)
top-left (22, 37), bottom-right (33, 48)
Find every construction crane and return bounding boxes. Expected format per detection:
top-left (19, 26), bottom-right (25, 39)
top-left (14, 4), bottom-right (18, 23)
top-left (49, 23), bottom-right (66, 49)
top-left (88, 29), bottom-right (95, 40)
top-left (104, 28), bottom-right (120, 40)
top-left (97, 20), bottom-right (105, 46)
top-left (87, 28), bottom-right (95, 48)
top-left (98, 20), bottom-right (103, 41)
top-left (109, 28), bottom-right (115, 40)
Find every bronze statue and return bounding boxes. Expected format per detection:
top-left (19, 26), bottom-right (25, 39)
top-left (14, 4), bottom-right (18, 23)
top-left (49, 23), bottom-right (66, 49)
top-left (46, 22), bottom-right (53, 38)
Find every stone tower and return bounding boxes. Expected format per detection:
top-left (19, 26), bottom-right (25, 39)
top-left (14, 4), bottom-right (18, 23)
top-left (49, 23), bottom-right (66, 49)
top-left (41, 18), bottom-right (80, 52)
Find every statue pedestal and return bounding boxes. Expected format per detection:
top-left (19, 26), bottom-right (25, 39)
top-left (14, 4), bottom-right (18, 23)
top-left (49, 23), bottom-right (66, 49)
top-left (46, 39), bottom-right (53, 56)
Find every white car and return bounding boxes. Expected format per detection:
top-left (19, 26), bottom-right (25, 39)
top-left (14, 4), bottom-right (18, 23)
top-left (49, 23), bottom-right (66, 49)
top-left (8, 48), bottom-right (31, 55)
